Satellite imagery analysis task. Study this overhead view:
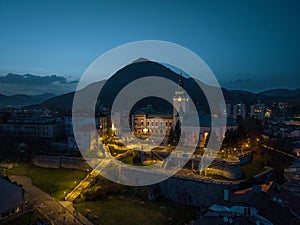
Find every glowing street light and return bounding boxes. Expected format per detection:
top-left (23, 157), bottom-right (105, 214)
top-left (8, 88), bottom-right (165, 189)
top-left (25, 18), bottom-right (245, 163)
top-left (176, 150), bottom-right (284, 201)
top-left (143, 128), bottom-right (148, 134)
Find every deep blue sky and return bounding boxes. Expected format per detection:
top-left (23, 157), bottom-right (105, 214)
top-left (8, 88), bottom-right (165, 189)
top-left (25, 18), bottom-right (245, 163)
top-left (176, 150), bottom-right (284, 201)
top-left (0, 0), bottom-right (299, 92)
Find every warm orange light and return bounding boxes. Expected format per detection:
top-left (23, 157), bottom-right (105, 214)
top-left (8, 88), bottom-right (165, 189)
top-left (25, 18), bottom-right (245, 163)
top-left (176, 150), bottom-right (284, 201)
top-left (143, 128), bottom-right (148, 133)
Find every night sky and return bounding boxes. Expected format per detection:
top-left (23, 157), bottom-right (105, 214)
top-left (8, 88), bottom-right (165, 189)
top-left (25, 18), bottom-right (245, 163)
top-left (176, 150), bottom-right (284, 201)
top-left (0, 0), bottom-right (299, 92)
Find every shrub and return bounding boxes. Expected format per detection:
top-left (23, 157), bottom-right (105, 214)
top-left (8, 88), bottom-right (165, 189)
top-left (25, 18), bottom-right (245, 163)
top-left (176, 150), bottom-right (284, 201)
top-left (81, 186), bottom-right (108, 201)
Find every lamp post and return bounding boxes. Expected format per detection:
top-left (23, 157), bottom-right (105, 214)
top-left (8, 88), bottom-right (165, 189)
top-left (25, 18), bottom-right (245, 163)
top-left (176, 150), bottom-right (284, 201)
top-left (256, 138), bottom-right (260, 147)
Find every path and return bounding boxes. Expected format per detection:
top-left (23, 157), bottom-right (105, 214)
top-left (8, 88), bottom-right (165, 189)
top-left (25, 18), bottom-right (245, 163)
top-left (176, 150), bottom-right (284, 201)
top-left (9, 175), bottom-right (93, 225)
top-left (65, 158), bottom-right (112, 202)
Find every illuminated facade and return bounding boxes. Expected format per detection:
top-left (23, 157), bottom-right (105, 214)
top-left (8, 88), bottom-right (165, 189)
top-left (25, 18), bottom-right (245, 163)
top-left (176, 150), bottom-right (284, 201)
top-left (250, 103), bottom-right (265, 120)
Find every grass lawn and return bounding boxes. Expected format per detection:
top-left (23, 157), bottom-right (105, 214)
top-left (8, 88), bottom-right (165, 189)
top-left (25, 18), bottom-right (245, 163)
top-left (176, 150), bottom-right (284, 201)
top-left (120, 155), bottom-right (134, 165)
top-left (7, 209), bottom-right (50, 225)
top-left (241, 159), bottom-right (266, 179)
top-left (6, 163), bottom-right (88, 200)
top-left (74, 196), bottom-right (198, 225)
top-left (152, 147), bottom-right (164, 151)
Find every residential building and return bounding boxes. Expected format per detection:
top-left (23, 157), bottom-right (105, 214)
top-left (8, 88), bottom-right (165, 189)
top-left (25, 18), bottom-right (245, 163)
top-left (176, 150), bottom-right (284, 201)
top-left (285, 116), bottom-right (300, 126)
top-left (226, 102), bottom-right (247, 119)
top-left (0, 176), bottom-right (24, 221)
top-left (196, 184), bottom-right (300, 225)
top-left (250, 103), bottom-right (266, 120)
top-left (73, 124), bottom-right (99, 151)
top-left (0, 117), bottom-right (63, 138)
top-left (95, 112), bottom-right (109, 137)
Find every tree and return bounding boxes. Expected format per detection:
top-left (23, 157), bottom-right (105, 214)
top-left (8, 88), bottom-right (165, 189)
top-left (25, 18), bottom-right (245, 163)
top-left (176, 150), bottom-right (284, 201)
top-left (243, 116), bottom-right (263, 142)
top-left (167, 120), bottom-right (181, 146)
top-left (173, 120), bottom-right (181, 145)
top-left (167, 127), bottom-right (175, 145)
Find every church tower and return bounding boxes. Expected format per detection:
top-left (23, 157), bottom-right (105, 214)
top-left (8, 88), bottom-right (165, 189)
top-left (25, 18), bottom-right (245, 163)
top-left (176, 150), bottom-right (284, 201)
top-left (173, 78), bottom-right (189, 125)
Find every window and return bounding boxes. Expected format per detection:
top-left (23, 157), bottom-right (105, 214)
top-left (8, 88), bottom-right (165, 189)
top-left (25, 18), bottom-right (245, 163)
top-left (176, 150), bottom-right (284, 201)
top-left (244, 207), bottom-right (251, 216)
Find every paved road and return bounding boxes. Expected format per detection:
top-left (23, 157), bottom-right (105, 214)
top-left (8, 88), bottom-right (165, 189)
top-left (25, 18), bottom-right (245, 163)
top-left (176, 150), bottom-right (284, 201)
top-left (9, 175), bottom-right (93, 225)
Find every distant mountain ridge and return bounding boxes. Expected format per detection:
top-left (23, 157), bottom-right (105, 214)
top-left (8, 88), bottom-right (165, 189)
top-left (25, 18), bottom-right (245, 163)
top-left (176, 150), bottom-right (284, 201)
top-left (0, 93), bottom-right (56, 107)
top-left (258, 88), bottom-right (300, 97)
top-left (1, 61), bottom-right (299, 109)
top-left (37, 61), bottom-right (300, 111)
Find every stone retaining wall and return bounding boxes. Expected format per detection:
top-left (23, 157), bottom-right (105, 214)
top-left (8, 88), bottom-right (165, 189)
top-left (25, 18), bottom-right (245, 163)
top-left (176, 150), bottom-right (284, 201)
top-left (114, 165), bottom-right (240, 207)
top-left (33, 155), bottom-right (90, 170)
top-left (158, 175), bottom-right (239, 207)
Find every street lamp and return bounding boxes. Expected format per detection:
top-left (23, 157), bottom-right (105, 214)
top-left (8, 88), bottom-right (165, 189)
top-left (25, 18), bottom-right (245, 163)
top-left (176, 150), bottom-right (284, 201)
top-left (256, 138), bottom-right (260, 146)
top-left (143, 128), bottom-right (148, 134)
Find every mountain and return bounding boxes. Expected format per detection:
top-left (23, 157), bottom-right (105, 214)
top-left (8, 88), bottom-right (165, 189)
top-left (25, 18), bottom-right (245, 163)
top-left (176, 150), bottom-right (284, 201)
top-left (0, 93), bottom-right (56, 107)
top-left (37, 61), bottom-right (208, 111)
top-left (258, 88), bottom-right (300, 97)
top-left (38, 92), bottom-right (75, 110)
top-left (35, 60), bottom-right (299, 111)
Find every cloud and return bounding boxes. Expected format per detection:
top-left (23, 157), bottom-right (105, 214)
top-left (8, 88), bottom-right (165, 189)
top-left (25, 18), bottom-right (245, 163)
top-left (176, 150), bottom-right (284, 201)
top-left (228, 78), bottom-right (252, 84)
top-left (0, 73), bottom-right (78, 95)
top-left (0, 73), bottom-right (68, 85)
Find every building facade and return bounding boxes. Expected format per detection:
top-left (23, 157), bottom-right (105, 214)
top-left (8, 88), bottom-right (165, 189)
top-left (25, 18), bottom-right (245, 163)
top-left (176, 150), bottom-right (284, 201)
top-left (131, 78), bottom-right (237, 148)
top-left (0, 117), bottom-right (63, 138)
top-left (250, 103), bottom-right (266, 120)
top-left (131, 111), bottom-right (173, 138)
top-left (0, 176), bottom-right (24, 222)
top-left (226, 103), bottom-right (247, 119)
top-left (73, 124), bottom-right (99, 151)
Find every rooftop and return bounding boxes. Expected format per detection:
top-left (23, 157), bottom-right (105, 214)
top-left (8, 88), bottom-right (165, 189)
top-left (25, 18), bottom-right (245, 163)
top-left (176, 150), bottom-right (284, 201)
top-left (0, 176), bottom-right (24, 213)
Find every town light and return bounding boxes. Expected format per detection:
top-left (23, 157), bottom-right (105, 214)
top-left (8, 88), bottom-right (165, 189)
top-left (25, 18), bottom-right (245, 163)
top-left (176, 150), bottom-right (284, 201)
top-left (143, 128), bottom-right (148, 133)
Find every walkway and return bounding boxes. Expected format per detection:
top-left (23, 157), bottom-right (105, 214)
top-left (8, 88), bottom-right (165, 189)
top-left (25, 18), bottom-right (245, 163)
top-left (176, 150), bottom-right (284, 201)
top-left (9, 175), bottom-right (93, 225)
top-left (65, 158), bottom-right (112, 202)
